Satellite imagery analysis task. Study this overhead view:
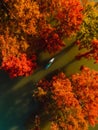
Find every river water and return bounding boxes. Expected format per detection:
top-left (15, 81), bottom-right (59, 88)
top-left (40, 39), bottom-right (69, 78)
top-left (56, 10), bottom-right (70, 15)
top-left (0, 42), bottom-right (98, 130)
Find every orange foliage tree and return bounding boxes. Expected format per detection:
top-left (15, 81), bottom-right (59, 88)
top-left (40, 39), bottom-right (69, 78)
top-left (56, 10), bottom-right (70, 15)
top-left (0, 0), bottom-right (84, 77)
top-left (33, 66), bottom-right (98, 130)
top-left (71, 66), bottom-right (98, 127)
top-left (0, 0), bottom-right (40, 77)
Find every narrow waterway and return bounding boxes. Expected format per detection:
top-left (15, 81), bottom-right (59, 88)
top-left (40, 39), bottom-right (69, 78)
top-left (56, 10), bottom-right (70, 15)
top-left (0, 42), bottom-right (98, 130)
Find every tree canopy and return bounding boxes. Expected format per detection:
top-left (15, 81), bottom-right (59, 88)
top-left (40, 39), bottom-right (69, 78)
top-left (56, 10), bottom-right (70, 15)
top-left (33, 66), bottom-right (98, 130)
top-left (0, 1), bottom-right (98, 129)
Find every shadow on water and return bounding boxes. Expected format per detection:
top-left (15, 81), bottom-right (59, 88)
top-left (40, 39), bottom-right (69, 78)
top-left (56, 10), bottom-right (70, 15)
top-left (0, 70), bottom-right (39, 130)
top-left (0, 70), bottom-right (22, 95)
top-left (60, 57), bottom-right (77, 74)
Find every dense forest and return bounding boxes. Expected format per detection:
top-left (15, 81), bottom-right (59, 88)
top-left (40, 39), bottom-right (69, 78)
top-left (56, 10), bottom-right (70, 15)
top-left (0, 0), bottom-right (98, 130)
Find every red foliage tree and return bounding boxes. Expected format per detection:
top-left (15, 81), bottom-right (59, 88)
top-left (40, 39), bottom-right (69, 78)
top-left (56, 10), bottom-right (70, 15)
top-left (1, 53), bottom-right (37, 78)
top-left (37, 0), bottom-right (84, 52)
top-left (76, 39), bottom-right (98, 63)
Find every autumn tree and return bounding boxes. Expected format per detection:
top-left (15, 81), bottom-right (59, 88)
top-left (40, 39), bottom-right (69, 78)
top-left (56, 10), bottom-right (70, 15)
top-left (0, 0), bottom-right (40, 77)
top-left (36, 0), bottom-right (84, 52)
top-left (71, 66), bottom-right (98, 126)
top-left (0, 0), bottom-right (84, 77)
top-left (33, 66), bottom-right (98, 130)
top-left (0, 1), bottom-right (98, 130)
top-left (81, 0), bottom-right (88, 6)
